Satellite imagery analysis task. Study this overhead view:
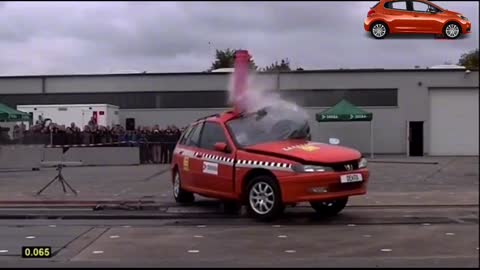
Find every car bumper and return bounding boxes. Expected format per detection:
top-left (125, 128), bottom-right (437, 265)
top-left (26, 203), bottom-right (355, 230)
top-left (462, 21), bottom-right (472, 33)
top-left (364, 19), bottom-right (372, 32)
top-left (278, 169), bottom-right (369, 204)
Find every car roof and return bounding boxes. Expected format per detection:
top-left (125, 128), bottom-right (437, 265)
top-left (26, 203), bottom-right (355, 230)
top-left (189, 110), bottom-right (240, 126)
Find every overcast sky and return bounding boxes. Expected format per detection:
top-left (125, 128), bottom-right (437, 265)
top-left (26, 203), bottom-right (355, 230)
top-left (0, 1), bottom-right (478, 75)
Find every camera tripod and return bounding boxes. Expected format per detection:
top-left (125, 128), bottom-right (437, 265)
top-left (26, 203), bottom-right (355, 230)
top-left (37, 163), bottom-right (78, 196)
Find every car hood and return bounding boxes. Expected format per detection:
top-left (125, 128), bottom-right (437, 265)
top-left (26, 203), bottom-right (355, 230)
top-left (444, 10), bottom-right (461, 16)
top-left (243, 139), bottom-right (362, 164)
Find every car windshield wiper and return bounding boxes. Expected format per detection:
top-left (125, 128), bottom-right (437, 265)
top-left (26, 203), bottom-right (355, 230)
top-left (255, 108), bottom-right (268, 121)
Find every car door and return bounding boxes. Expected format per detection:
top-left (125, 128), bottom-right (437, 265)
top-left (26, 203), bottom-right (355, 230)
top-left (384, 0), bottom-right (411, 32)
top-left (410, 1), bottom-right (437, 32)
top-left (193, 121), bottom-right (236, 196)
top-left (176, 122), bottom-right (204, 190)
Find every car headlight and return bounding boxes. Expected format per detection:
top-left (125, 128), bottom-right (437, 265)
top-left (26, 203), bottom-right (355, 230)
top-left (457, 14), bottom-right (468, 21)
top-left (292, 164), bottom-right (333, 173)
top-left (358, 158), bottom-right (368, 169)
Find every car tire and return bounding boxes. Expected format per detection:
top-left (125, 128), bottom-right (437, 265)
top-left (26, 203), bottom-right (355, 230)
top-left (246, 175), bottom-right (285, 221)
top-left (173, 170), bottom-right (194, 204)
top-left (370, 22), bottom-right (389, 39)
top-left (310, 197), bottom-right (348, 216)
top-left (443, 22), bottom-right (461, 39)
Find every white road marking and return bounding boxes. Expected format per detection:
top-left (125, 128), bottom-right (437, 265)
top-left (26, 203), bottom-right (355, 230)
top-left (272, 225), bottom-right (282, 228)
top-left (194, 235), bottom-right (204, 238)
top-left (92, 250), bottom-right (104, 254)
top-left (48, 225), bottom-right (57, 228)
top-left (25, 236), bottom-right (36, 239)
top-left (347, 224), bottom-right (356, 227)
top-left (284, 250), bottom-right (296, 253)
top-left (188, 250), bottom-right (200, 253)
top-left (109, 235), bottom-right (120, 239)
top-left (445, 232), bottom-right (455, 236)
top-left (363, 234), bottom-right (372, 238)
top-left (0, 250), bottom-right (8, 253)
top-left (278, 235), bottom-right (288, 238)
top-left (122, 225), bottom-right (131, 228)
top-left (380, 249), bottom-right (392, 252)
top-left (197, 225), bottom-right (207, 228)
top-left (422, 223), bottom-right (431, 226)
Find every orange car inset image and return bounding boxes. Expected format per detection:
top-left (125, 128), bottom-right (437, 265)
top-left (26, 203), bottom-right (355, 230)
top-left (364, 0), bottom-right (472, 39)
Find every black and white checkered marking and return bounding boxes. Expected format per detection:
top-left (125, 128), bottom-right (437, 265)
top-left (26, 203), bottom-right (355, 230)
top-left (236, 159), bottom-right (292, 171)
top-left (185, 151), bottom-right (234, 165)
top-left (175, 148), bottom-right (292, 171)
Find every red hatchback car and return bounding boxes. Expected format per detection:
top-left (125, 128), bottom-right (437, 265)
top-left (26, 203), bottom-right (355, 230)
top-left (364, 0), bottom-right (471, 39)
top-left (171, 106), bottom-right (370, 221)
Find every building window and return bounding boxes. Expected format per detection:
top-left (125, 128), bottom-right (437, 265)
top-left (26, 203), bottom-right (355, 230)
top-left (0, 88), bottom-right (397, 109)
top-left (280, 89), bottom-right (397, 107)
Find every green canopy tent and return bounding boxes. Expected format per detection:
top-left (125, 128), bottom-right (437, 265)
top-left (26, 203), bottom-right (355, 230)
top-left (315, 99), bottom-right (374, 158)
top-left (0, 103), bottom-right (31, 122)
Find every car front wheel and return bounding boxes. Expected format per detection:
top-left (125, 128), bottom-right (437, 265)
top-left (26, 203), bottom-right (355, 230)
top-left (246, 176), bottom-right (285, 221)
top-left (370, 22), bottom-right (388, 39)
top-left (443, 23), bottom-right (461, 39)
top-left (310, 197), bottom-right (348, 216)
top-left (173, 171), bottom-right (194, 204)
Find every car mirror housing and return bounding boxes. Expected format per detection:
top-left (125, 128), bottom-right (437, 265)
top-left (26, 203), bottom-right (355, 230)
top-left (214, 142), bottom-right (229, 152)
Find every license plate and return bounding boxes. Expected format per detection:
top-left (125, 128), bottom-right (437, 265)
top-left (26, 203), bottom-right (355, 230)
top-left (340, 173), bottom-right (363, 183)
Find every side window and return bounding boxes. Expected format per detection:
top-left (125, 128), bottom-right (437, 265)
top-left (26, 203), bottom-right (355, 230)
top-left (199, 122), bottom-right (228, 151)
top-left (412, 1), bottom-right (429, 12)
top-left (385, 1), bottom-right (407, 10)
top-left (178, 125), bottom-right (193, 145)
top-left (185, 122), bottom-right (204, 147)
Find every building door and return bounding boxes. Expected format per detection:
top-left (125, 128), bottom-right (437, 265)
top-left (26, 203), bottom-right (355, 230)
top-left (429, 89), bottom-right (479, 156)
top-left (409, 121), bottom-right (424, 156)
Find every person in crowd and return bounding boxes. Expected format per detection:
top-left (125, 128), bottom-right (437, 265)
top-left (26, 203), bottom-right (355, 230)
top-left (11, 120), bottom-right (185, 163)
top-left (150, 126), bottom-right (161, 163)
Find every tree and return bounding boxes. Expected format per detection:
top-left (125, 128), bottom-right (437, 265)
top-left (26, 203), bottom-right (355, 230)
top-left (208, 48), bottom-right (258, 71)
top-left (457, 48), bottom-right (479, 69)
top-left (261, 58), bottom-right (292, 72)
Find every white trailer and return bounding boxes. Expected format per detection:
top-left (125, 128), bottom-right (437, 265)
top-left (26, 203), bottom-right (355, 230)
top-left (16, 104), bottom-right (120, 129)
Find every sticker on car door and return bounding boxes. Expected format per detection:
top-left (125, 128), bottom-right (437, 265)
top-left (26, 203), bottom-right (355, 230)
top-left (202, 161), bottom-right (218, 175)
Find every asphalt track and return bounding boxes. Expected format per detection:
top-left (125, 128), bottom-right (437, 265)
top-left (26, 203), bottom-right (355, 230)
top-left (0, 156), bottom-right (478, 267)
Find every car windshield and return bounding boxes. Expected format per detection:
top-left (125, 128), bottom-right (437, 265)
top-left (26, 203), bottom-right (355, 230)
top-left (226, 105), bottom-right (310, 148)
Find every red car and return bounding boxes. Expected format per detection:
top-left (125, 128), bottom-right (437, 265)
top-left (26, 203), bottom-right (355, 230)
top-left (171, 107), bottom-right (369, 221)
top-left (364, 0), bottom-right (471, 39)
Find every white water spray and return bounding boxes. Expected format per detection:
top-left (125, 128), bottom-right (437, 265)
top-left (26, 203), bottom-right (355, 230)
top-left (227, 70), bottom-right (310, 138)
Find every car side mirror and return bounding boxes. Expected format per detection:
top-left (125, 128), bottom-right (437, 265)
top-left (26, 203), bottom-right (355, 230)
top-left (214, 142), bottom-right (229, 153)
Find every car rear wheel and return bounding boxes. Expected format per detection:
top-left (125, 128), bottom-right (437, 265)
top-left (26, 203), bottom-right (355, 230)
top-left (246, 176), bottom-right (284, 221)
top-left (443, 23), bottom-right (461, 39)
top-left (310, 197), bottom-right (348, 216)
top-left (173, 171), bottom-right (194, 204)
top-left (370, 22), bottom-right (388, 39)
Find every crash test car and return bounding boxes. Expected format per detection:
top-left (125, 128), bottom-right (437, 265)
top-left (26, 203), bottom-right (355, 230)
top-left (364, 0), bottom-right (471, 39)
top-left (171, 106), bottom-right (370, 221)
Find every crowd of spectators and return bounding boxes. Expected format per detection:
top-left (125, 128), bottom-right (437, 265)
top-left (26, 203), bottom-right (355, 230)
top-left (2, 117), bottom-right (184, 164)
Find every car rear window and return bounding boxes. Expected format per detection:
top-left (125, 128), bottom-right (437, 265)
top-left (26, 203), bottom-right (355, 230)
top-left (385, 1), bottom-right (407, 10)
